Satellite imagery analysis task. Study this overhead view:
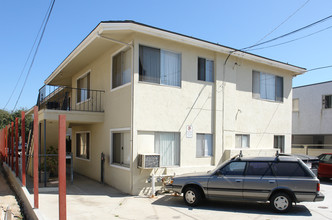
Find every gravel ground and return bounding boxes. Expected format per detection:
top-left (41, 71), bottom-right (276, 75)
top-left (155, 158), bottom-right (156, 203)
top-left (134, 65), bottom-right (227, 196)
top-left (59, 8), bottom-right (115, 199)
top-left (0, 165), bottom-right (23, 219)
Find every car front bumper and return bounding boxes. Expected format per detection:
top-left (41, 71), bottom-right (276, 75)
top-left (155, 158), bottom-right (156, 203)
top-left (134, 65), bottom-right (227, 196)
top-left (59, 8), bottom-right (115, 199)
top-left (165, 184), bottom-right (182, 193)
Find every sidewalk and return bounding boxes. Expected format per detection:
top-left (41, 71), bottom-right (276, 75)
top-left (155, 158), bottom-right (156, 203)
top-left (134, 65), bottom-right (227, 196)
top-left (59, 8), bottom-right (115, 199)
top-left (0, 166), bottom-right (23, 219)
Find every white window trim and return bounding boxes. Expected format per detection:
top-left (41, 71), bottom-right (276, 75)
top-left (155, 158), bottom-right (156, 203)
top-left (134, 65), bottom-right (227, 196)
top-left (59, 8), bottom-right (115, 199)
top-left (110, 128), bottom-right (131, 168)
top-left (110, 45), bottom-right (132, 92)
top-left (235, 134), bottom-right (250, 149)
top-left (138, 44), bottom-right (182, 88)
top-left (75, 131), bottom-right (91, 161)
top-left (76, 70), bottom-right (91, 104)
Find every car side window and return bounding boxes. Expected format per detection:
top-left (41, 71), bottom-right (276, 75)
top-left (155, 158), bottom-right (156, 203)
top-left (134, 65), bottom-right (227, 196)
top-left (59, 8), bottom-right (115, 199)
top-left (245, 162), bottom-right (273, 176)
top-left (272, 162), bottom-right (309, 177)
top-left (320, 154), bottom-right (332, 164)
top-left (220, 161), bottom-right (246, 175)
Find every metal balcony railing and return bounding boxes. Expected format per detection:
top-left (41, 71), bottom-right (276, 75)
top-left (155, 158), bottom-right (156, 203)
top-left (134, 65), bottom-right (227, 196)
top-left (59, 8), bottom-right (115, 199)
top-left (38, 85), bottom-right (105, 112)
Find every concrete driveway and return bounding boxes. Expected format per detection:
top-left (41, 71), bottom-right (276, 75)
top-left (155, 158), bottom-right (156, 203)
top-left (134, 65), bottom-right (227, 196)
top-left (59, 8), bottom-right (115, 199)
top-left (36, 175), bottom-right (331, 220)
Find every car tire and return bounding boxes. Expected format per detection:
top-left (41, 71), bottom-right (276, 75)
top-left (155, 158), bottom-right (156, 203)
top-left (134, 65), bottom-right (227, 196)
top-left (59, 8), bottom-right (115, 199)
top-left (270, 192), bottom-right (293, 213)
top-left (183, 186), bottom-right (202, 206)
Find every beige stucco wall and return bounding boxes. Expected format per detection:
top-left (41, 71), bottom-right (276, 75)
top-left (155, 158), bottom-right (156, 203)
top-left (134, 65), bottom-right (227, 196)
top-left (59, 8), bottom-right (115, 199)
top-left (131, 33), bottom-right (294, 195)
top-left (41, 30), bottom-right (296, 196)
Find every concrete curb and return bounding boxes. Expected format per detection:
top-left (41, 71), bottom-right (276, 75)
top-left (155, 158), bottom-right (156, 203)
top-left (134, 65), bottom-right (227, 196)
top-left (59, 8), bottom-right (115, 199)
top-left (2, 163), bottom-right (45, 220)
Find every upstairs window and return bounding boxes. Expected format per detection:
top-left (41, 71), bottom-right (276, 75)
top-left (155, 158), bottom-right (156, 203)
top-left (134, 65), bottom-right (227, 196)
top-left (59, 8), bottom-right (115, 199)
top-left (112, 49), bottom-right (131, 89)
top-left (139, 45), bottom-right (181, 87)
top-left (77, 73), bottom-right (90, 103)
top-left (323, 95), bottom-right (332, 109)
top-left (198, 57), bottom-right (214, 82)
top-left (252, 70), bottom-right (283, 102)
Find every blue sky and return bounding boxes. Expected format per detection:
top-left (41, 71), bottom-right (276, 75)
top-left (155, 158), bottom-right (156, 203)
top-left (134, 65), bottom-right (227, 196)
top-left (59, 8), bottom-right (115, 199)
top-left (1, 0), bottom-right (332, 111)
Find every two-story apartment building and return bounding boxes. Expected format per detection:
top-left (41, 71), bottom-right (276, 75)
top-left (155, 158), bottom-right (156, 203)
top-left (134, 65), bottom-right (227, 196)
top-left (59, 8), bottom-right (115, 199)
top-left (292, 81), bottom-right (332, 155)
top-left (36, 20), bottom-right (305, 195)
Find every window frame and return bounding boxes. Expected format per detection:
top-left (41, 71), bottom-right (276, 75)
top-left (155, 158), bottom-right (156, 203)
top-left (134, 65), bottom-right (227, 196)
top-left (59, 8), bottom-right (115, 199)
top-left (292, 98), bottom-right (299, 112)
top-left (111, 48), bottom-right (132, 90)
top-left (274, 135), bottom-right (285, 153)
top-left (196, 133), bottom-right (213, 158)
top-left (154, 131), bottom-right (180, 167)
top-left (323, 95), bottom-right (332, 109)
top-left (235, 134), bottom-right (250, 148)
top-left (75, 131), bottom-right (90, 161)
top-left (252, 70), bottom-right (284, 102)
top-left (197, 57), bottom-right (214, 83)
top-left (139, 44), bottom-right (182, 88)
top-left (110, 128), bottom-right (131, 169)
top-left (76, 71), bottom-right (91, 104)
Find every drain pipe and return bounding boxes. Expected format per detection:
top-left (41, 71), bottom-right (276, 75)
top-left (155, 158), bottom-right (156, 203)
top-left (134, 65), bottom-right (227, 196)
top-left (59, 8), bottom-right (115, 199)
top-left (97, 33), bottom-right (135, 194)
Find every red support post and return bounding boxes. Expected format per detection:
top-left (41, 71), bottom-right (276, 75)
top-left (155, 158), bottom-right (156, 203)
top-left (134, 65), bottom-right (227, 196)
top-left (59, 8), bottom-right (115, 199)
top-left (33, 106), bottom-right (39, 208)
top-left (15, 118), bottom-right (19, 176)
top-left (22, 111), bottom-right (26, 186)
top-left (11, 122), bottom-right (14, 170)
top-left (5, 126), bottom-right (8, 164)
top-left (58, 115), bottom-right (67, 220)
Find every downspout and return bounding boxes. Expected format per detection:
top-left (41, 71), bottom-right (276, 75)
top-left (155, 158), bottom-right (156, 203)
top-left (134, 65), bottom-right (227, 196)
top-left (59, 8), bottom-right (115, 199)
top-left (97, 33), bottom-right (135, 194)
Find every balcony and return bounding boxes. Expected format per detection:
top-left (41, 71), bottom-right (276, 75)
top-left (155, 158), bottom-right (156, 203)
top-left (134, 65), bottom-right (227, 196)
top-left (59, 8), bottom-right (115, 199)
top-left (37, 85), bottom-right (105, 123)
top-left (38, 85), bottom-right (105, 112)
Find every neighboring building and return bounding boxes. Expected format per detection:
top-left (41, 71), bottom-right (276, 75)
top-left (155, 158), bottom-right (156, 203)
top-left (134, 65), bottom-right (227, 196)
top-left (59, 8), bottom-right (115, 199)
top-left (34, 21), bottom-right (305, 195)
top-left (292, 81), bottom-right (332, 155)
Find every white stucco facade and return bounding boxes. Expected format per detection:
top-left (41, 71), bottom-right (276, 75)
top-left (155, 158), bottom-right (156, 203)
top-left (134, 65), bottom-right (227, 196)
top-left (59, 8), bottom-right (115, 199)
top-left (292, 81), bottom-right (332, 145)
top-left (37, 21), bottom-right (305, 195)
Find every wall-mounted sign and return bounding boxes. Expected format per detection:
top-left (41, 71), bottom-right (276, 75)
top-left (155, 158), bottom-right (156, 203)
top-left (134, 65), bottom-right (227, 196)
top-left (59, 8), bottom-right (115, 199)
top-left (186, 125), bottom-right (193, 138)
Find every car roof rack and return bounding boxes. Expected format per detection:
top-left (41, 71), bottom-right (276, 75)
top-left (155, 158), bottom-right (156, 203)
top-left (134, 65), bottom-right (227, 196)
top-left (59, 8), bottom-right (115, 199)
top-left (231, 150), bottom-right (243, 160)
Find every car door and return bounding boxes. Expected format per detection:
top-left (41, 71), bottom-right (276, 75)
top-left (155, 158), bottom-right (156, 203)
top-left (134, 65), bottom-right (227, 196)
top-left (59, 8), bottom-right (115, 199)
top-left (243, 161), bottom-right (277, 201)
top-left (207, 161), bottom-right (246, 199)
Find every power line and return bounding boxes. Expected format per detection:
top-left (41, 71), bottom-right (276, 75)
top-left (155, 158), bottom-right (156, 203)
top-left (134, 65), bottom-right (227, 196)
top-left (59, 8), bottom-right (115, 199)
top-left (13, 0), bottom-right (55, 111)
top-left (247, 25), bottom-right (332, 51)
top-left (307, 65), bottom-right (332, 72)
top-left (241, 14), bottom-right (332, 51)
top-left (254, 0), bottom-right (311, 44)
top-left (3, 0), bottom-right (54, 110)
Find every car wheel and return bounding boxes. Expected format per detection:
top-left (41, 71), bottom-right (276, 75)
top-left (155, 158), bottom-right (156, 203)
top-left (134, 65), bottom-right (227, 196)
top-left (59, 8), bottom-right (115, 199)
top-left (270, 192), bottom-right (292, 213)
top-left (183, 186), bottom-right (202, 206)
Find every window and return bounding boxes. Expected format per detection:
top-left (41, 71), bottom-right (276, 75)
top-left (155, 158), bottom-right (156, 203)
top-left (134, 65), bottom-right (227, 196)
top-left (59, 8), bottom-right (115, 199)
top-left (77, 73), bottom-right (90, 103)
top-left (246, 162), bottom-right (273, 176)
top-left (196, 134), bottom-right (213, 157)
top-left (274, 135), bottom-right (285, 153)
top-left (155, 132), bottom-right (180, 166)
top-left (112, 132), bottom-right (130, 167)
top-left (198, 57), bottom-right (214, 82)
top-left (252, 70), bottom-right (283, 102)
top-left (235, 134), bottom-right (250, 148)
top-left (112, 49), bottom-right (131, 89)
top-left (272, 162), bottom-right (309, 177)
top-left (220, 162), bottom-right (246, 175)
top-left (76, 132), bottom-right (90, 159)
top-left (323, 95), bottom-right (332, 109)
top-left (139, 45), bottom-right (181, 87)
top-left (292, 98), bottom-right (299, 112)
